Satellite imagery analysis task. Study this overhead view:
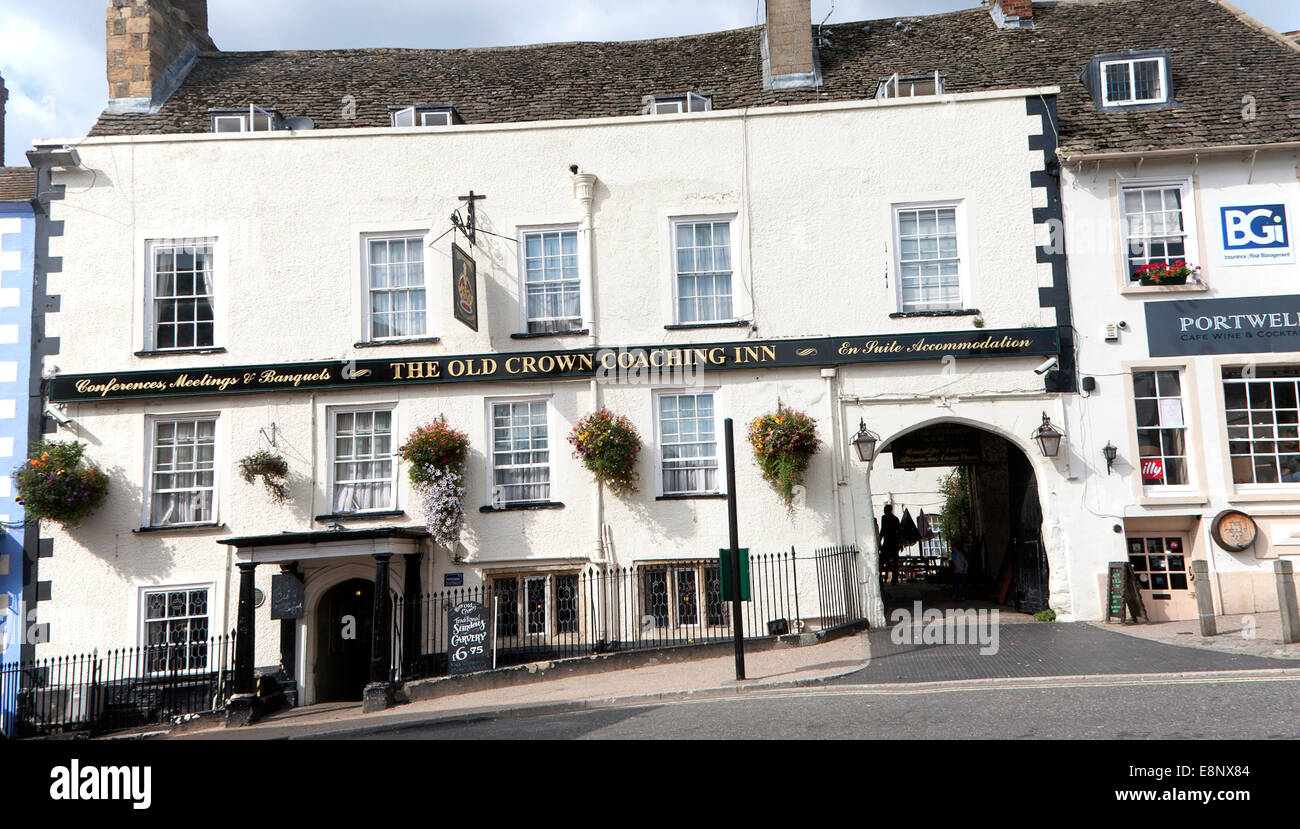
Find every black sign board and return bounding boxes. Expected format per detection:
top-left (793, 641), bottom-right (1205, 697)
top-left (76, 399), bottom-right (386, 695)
top-left (1106, 562), bottom-right (1148, 624)
top-left (50, 327), bottom-right (1059, 403)
top-left (1146, 294), bottom-right (1300, 357)
top-left (270, 573), bottom-right (305, 620)
top-left (452, 243), bottom-right (478, 332)
top-left (889, 423), bottom-right (983, 468)
top-left (443, 572), bottom-right (464, 587)
top-left (447, 601), bottom-right (491, 675)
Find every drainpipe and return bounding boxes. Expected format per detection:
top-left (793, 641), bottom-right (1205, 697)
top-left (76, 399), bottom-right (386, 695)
top-left (821, 368), bottom-right (844, 543)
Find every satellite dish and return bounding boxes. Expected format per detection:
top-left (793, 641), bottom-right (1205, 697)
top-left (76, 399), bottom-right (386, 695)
top-left (282, 116), bottom-right (315, 131)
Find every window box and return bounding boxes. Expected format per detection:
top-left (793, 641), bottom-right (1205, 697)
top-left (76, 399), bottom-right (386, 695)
top-left (314, 510), bottom-right (406, 522)
top-left (1139, 275), bottom-right (1186, 286)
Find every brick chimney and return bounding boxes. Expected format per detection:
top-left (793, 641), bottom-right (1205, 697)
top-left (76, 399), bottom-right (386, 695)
top-left (105, 0), bottom-right (215, 112)
top-left (765, 0), bottom-right (818, 89)
top-left (991, 0), bottom-right (1034, 29)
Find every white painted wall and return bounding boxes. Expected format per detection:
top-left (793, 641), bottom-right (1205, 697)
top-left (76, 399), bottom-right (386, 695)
top-left (34, 88), bottom-right (1075, 659)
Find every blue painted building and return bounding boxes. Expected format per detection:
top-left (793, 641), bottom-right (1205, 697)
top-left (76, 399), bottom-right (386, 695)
top-left (0, 166), bottom-right (36, 737)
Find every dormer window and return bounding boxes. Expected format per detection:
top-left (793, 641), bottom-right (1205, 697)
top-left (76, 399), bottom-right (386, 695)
top-left (390, 105), bottom-right (461, 127)
top-left (209, 105), bottom-right (280, 133)
top-left (876, 72), bottom-right (944, 99)
top-left (1083, 50), bottom-right (1174, 110)
top-left (644, 93), bottom-right (711, 115)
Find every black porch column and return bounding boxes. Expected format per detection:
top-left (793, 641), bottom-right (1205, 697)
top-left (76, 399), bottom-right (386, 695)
top-left (234, 562), bottom-right (257, 694)
top-left (278, 563), bottom-right (302, 702)
top-left (369, 553), bottom-right (393, 684)
top-left (401, 552), bottom-right (422, 676)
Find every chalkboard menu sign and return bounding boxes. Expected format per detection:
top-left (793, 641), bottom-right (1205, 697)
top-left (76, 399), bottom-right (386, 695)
top-left (1106, 562), bottom-right (1148, 623)
top-left (448, 601), bottom-right (492, 675)
top-left (270, 573), bottom-right (305, 620)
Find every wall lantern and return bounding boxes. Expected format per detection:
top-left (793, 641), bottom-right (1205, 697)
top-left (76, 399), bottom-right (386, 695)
top-left (850, 420), bottom-right (880, 463)
top-left (1102, 441), bottom-right (1118, 474)
top-left (1030, 412), bottom-right (1063, 458)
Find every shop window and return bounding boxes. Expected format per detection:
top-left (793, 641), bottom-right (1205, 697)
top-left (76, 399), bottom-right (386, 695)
top-left (1132, 369), bottom-right (1188, 486)
top-left (1223, 365), bottom-right (1300, 485)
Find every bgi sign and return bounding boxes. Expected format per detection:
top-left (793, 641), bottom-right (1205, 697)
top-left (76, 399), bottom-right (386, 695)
top-left (1219, 203), bottom-right (1293, 266)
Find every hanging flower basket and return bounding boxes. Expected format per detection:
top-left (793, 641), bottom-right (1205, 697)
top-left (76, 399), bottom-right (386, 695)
top-left (569, 409), bottom-right (642, 496)
top-left (238, 450), bottom-right (290, 503)
top-left (399, 419), bottom-right (470, 545)
top-left (747, 406), bottom-right (819, 511)
top-left (12, 440), bottom-right (109, 528)
top-left (1136, 261), bottom-right (1199, 286)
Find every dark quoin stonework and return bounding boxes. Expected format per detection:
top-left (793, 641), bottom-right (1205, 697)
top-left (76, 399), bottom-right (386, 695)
top-left (1027, 94), bottom-right (1076, 395)
top-left (87, 0), bottom-right (1300, 158)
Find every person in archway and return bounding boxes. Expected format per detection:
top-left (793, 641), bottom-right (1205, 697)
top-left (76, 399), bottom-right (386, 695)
top-left (879, 503), bottom-right (901, 586)
top-left (951, 548), bottom-right (970, 600)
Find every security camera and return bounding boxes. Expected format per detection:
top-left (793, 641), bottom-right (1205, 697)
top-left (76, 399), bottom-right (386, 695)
top-left (44, 406), bottom-right (73, 427)
top-left (569, 164), bottom-right (579, 174)
top-left (1034, 356), bottom-right (1060, 376)
top-left (1117, 320), bottom-right (1128, 330)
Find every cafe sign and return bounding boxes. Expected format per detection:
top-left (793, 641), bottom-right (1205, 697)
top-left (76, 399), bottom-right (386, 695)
top-left (1146, 295), bottom-right (1300, 358)
top-left (49, 327), bottom-right (1059, 403)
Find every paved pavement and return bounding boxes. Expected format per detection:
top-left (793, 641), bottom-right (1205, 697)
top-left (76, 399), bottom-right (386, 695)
top-left (831, 621), bottom-right (1297, 685)
top-left (1093, 611), bottom-right (1300, 660)
top-left (163, 618), bottom-right (1300, 740)
top-left (336, 674), bottom-right (1300, 740)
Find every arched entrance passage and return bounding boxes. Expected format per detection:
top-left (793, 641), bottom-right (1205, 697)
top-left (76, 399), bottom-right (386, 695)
top-left (313, 578), bottom-right (374, 702)
top-left (869, 419), bottom-right (1051, 614)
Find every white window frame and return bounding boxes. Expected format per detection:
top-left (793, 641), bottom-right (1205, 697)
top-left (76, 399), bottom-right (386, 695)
top-left (210, 105), bottom-right (279, 133)
top-left (891, 200), bottom-right (969, 313)
top-left (361, 230), bottom-right (432, 342)
top-left (636, 561), bottom-right (729, 631)
top-left (144, 413), bottom-right (219, 529)
top-left (137, 583), bottom-right (215, 676)
top-left (144, 237), bottom-right (220, 352)
top-left (653, 388), bottom-right (725, 497)
top-left (516, 224), bottom-right (584, 335)
top-left (1099, 56), bottom-right (1167, 107)
top-left (875, 71), bottom-right (944, 99)
top-left (1118, 178), bottom-right (1198, 282)
top-left (327, 405), bottom-right (398, 514)
top-left (391, 106), bottom-right (455, 127)
top-left (670, 215), bottom-right (739, 325)
top-left (485, 396), bottom-right (554, 507)
top-left (650, 93), bottom-right (710, 114)
top-left (1222, 365), bottom-right (1300, 491)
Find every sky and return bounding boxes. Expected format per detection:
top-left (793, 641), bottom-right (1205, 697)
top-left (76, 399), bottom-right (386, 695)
top-left (1, 0), bottom-right (1297, 167)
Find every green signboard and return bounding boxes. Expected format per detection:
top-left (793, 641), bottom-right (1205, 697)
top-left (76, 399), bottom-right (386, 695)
top-left (718, 548), bottom-right (750, 602)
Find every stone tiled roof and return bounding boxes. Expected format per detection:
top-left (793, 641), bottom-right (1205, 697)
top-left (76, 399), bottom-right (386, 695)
top-left (0, 167), bottom-right (36, 202)
top-left (88, 0), bottom-right (1300, 157)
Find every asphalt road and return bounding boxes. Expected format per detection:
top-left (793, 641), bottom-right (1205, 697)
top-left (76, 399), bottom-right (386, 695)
top-left (321, 675), bottom-right (1300, 740)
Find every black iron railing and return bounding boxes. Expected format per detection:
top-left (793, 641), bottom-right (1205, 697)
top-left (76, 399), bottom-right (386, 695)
top-left (0, 632), bottom-right (237, 739)
top-left (395, 547), bottom-right (862, 682)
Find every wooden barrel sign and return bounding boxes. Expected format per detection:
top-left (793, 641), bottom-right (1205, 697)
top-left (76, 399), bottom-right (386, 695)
top-left (448, 601), bottom-right (491, 675)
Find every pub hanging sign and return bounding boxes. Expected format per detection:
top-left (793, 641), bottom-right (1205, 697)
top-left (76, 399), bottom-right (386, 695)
top-left (451, 243), bottom-right (478, 332)
top-left (49, 326), bottom-right (1059, 403)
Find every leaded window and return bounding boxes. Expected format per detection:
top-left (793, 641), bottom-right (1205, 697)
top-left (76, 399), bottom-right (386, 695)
top-left (640, 563), bottom-right (726, 631)
top-left (149, 239), bottom-right (215, 350)
top-left (143, 587), bottom-right (210, 674)
top-left (1101, 57), bottom-right (1166, 106)
top-left (150, 417), bottom-right (216, 526)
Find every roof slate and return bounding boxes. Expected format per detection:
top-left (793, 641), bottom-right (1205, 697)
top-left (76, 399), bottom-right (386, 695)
top-left (0, 167), bottom-right (36, 202)
top-left (87, 0), bottom-right (1300, 157)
